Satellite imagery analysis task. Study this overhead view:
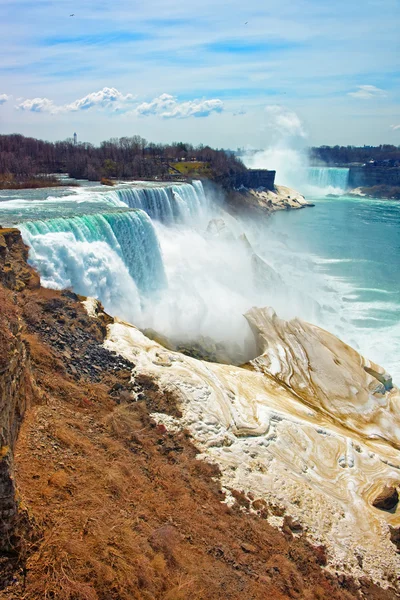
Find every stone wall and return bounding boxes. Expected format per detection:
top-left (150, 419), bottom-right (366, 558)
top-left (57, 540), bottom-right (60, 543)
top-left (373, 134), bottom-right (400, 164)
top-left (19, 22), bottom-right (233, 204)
top-left (349, 166), bottom-right (400, 188)
top-left (233, 169), bottom-right (276, 190)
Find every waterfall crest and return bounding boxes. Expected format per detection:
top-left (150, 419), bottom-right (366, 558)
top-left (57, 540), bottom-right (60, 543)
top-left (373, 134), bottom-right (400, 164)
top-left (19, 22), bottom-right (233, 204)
top-left (108, 181), bottom-right (209, 224)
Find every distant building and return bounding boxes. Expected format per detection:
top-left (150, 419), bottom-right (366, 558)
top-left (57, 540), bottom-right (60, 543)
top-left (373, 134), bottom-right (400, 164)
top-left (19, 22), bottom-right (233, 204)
top-left (73, 132), bottom-right (77, 145)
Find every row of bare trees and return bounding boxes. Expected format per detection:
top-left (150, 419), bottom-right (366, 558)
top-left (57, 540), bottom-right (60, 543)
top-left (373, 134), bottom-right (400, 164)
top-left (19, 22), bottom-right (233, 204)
top-left (309, 145), bottom-right (400, 165)
top-left (0, 134), bottom-right (245, 181)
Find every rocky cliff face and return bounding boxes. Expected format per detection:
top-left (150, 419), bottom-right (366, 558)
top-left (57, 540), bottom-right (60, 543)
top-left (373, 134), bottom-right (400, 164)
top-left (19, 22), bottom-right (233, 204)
top-left (226, 184), bottom-right (313, 216)
top-left (0, 295), bottom-right (30, 547)
top-left (0, 229), bottom-right (35, 549)
top-left (349, 166), bottom-right (400, 188)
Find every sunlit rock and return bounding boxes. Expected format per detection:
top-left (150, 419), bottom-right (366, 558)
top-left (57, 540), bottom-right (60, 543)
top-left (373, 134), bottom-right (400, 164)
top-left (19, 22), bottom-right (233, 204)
top-left (246, 307), bottom-right (400, 449)
top-left (103, 310), bottom-right (400, 588)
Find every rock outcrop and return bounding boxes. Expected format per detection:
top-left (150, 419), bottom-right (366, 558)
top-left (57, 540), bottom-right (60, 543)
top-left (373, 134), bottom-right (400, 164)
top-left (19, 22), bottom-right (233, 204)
top-left (104, 307), bottom-right (400, 588)
top-left (0, 289), bottom-right (31, 548)
top-left (227, 185), bottom-right (313, 215)
top-left (247, 307), bottom-right (400, 448)
top-left (0, 229), bottom-right (35, 548)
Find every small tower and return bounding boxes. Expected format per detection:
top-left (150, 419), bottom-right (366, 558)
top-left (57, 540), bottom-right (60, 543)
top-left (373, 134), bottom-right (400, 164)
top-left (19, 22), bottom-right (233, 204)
top-left (73, 132), bottom-right (77, 145)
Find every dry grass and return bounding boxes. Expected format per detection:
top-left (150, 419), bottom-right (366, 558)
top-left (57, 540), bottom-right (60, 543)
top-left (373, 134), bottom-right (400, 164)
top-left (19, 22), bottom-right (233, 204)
top-left (10, 382), bottom-right (368, 600)
top-left (170, 161), bottom-right (212, 178)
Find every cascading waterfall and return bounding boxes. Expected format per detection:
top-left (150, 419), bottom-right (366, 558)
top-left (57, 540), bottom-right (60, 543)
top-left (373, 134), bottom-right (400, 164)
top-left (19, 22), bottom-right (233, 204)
top-left (307, 167), bottom-right (349, 193)
top-left (107, 181), bottom-right (209, 224)
top-left (19, 209), bottom-right (166, 323)
top-left (2, 173), bottom-right (396, 377)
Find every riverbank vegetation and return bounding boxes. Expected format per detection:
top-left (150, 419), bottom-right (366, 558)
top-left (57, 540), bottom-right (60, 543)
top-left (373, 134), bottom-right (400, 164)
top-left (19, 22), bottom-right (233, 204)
top-left (0, 134), bottom-right (245, 184)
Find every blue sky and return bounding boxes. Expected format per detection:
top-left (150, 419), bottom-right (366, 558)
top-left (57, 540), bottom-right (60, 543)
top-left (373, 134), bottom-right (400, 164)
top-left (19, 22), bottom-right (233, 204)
top-left (0, 0), bottom-right (399, 147)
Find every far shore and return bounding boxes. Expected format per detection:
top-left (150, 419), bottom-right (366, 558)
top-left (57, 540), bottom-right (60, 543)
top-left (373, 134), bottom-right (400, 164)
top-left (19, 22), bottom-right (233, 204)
top-left (0, 177), bottom-right (80, 190)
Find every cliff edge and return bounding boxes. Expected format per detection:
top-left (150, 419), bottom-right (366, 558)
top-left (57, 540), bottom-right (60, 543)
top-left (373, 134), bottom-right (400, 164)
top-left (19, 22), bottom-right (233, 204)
top-left (0, 229), bottom-right (397, 599)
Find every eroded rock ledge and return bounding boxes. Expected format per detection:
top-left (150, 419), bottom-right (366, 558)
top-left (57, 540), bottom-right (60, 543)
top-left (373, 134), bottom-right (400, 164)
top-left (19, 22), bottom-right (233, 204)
top-left (103, 307), bottom-right (400, 590)
top-left (227, 185), bottom-right (314, 215)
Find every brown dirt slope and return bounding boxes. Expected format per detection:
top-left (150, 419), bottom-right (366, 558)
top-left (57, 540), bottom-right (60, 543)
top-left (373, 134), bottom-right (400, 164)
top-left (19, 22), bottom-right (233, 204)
top-left (0, 228), bottom-right (399, 600)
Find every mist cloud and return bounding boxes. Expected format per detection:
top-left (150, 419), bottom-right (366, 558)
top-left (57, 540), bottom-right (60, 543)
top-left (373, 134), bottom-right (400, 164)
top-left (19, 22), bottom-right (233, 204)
top-left (264, 105), bottom-right (306, 138)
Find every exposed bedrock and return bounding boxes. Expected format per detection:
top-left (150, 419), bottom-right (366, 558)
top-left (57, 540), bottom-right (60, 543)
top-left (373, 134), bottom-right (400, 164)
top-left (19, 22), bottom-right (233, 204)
top-left (246, 306), bottom-right (400, 448)
top-left (0, 229), bottom-right (36, 548)
top-left (103, 305), bottom-right (400, 588)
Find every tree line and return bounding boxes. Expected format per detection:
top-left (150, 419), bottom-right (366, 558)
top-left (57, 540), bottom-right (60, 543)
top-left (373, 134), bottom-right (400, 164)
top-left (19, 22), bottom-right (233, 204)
top-left (0, 134), bottom-right (246, 182)
top-left (309, 145), bottom-right (400, 165)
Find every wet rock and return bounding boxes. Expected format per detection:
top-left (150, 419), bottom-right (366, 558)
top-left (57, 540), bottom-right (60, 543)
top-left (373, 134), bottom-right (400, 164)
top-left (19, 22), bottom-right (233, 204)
top-left (364, 366), bottom-right (393, 391)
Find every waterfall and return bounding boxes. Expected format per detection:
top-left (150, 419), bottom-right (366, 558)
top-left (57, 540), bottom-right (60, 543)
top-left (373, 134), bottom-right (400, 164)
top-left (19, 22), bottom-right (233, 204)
top-left (307, 167), bottom-right (350, 193)
top-left (107, 180), bottom-right (209, 224)
top-left (19, 209), bottom-right (166, 322)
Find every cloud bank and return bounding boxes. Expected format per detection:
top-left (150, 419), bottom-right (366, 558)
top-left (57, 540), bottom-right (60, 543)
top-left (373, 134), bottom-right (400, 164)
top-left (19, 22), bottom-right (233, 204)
top-left (14, 88), bottom-right (223, 119)
top-left (0, 94), bottom-right (11, 105)
top-left (16, 87), bottom-right (135, 114)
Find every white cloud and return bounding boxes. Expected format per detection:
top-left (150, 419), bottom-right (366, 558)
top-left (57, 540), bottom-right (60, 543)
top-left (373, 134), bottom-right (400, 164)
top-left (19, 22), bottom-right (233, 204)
top-left (348, 85), bottom-right (387, 100)
top-left (264, 105), bottom-right (306, 138)
top-left (15, 89), bottom-right (222, 120)
top-left (0, 94), bottom-right (11, 105)
top-left (390, 124), bottom-right (400, 131)
top-left (134, 93), bottom-right (223, 119)
top-left (64, 87), bottom-right (135, 112)
top-left (17, 97), bottom-right (56, 112)
top-left (16, 87), bottom-right (135, 114)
